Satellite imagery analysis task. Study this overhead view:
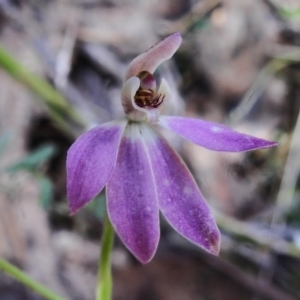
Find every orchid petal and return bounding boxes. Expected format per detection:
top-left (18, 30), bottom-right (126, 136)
top-left (67, 120), bottom-right (126, 214)
top-left (147, 129), bottom-right (220, 255)
top-left (125, 32), bottom-right (182, 80)
top-left (156, 78), bottom-right (173, 113)
top-left (107, 124), bottom-right (159, 263)
top-left (158, 116), bottom-right (278, 152)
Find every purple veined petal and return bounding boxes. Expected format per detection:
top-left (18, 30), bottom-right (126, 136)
top-left (124, 32), bottom-right (182, 80)
top-left (146, 128), bottom-right (220, 255)
top-left (158, 116), bottom-right (278, 152)
top-left (67, 120), bottom-right (127, 214)
top-left (106, 123), bottom-right (160, 264)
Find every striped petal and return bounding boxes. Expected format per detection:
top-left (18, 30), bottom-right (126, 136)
top-left (124, 32), bottom-right (182, 80)
top-left (158, 116), bottom-right (278, 152)
top-left (67, 120), bottom-right (126, 214)
top-left (146, 127), bottom-right (220, 255)
top-left (107, 123), bottom-right (159, 263)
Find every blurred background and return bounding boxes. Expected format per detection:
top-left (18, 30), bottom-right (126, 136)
top-left (0, 0), bottom-right (299, 299)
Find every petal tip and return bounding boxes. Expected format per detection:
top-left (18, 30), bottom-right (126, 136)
top-left (69, 206), bottom-right (79, 216)
top-left (246, 139), bottom-right (279, 152)
top-left (68, 199), bottom-right (83, 216)
top-left (67, 191), bottom-right (94, 216)
top-left (125, 236), bottom-right (159, 265)
top-left (208, 238), bottom-right (221, 256)
top-left (136, 253), bottom-right (155, 265)
top-left (66, 182), bottom-right (93, 215)
top-left (263, 141), bottom-right (279, 148)
top-left (204, 229), bottom-right (221, 256)
top-left (164, 31), bottom-right (182, 52)
top-left (123, 241), bottom-right (157, 265)
top-left (170, 31), bottom-right (182, 42)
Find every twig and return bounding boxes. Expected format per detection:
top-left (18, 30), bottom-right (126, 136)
top-left (168, 235), bottom-right (297, 300)
top-left (274, 109), bottom-right (300, 223)
top-left (229, 47), bottom-right (300, 124)
top-left (54, 14), bottom-right (78, 90)
top-left (229, 59), bottom-right (286, 124)
top-left (213, 210), bottom-right (300, 258)
top-left (158, 0), bottom-right (221, 35)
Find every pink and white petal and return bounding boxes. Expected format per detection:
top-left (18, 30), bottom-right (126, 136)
top-left (107, 124), bottom-right (159, 264)
top-left (124, 32), bottom-right (182, 80)
top-left (158, 116), bottom-right (278, 152)
top-left (147, 131), bottom-right (220, 255)
top-left (67, 120), bottom-right (126, 214)
top-left (156, 78), bottom-right (173, 114)
top-left (121, 77), bottom-right (146, 121)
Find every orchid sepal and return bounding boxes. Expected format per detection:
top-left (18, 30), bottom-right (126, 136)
top-left (67, 120), bottom-right (126, 214)
top-left (107, 124), bottom-right (160, 263)
top-left (124, 32), bottom-right (182, 81)
top-left (146, 126), bottom-right (220, 255)
top-left (158, 116), bottom-right (278, 152)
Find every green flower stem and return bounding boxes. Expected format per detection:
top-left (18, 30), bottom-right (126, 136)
top-left (0, 257), bottom-right (66, 300)
top-left (96, 212), bottom-right (114, 300)
top-left (0, 44), bottom-right (86, 136)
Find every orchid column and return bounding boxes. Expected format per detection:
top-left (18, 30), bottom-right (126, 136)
top-left (66, 32), bottom-right (277, 299)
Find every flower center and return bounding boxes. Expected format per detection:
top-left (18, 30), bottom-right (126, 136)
top-left (134, 88), bottom-right (164, 108)
top-left (134, 71), bottom-right (164, 109)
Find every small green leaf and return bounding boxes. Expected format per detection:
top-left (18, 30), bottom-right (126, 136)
top-left (279, 7), bottom-right (300, 19)
top-left (6, 144), bottom-right (57, 173)
top-left (38, 176), bottom-right (53, 209)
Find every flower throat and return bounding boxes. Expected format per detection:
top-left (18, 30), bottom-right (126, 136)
top-left (134, 71), bottom-right (164, 108)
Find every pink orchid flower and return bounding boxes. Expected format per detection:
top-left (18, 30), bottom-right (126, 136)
top-left (67, 32), bottom-right (277, 263)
